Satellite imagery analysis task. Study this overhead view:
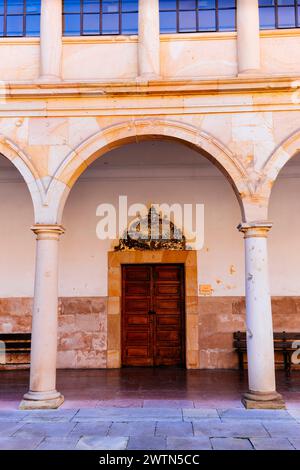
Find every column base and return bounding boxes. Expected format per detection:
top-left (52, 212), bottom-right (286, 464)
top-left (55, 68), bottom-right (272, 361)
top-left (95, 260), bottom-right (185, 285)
top-left (19, 390), bottom-right (64, 410)
top-left (36, 75), bottom-right (62, 84)
top-left (136, 74), bottom-right (161, 84)
top-left (237, 69), bottom-right (262, 77)
top-left (242, 390), bottom-right (286, 410)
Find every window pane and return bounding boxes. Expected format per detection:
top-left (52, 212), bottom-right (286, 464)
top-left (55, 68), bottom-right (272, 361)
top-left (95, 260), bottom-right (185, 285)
top-left (198, 0), bottom-right (216, 9)
top-left (219, 0), bottom-right (236, 7)
top-left (64, 0), bottom-right (81, 13)
top-left (160, 0), bottom-right (177, 11)
top-left (218, 9), bottom-right (236, 31)
top-left (64, 13), bottom-right (81, 35)
top-left (160, 10), bottom-right (177, 32)
top-left (102, 1), bottom-right (119, 13)
top-left (102, 13), bottom-right (119, 33)
top-left (259, 7), bottom-right (276, 28)
top-left (26, 14), bottom-right (40, 36)
top-left (122, 0), bottom-right (138, 12)
top-left (198, 9), bottom-right (216, 30)
top-left (179, 10), bottom-right (196, 31)
top-left (278, 0), bottom-right (295, 5)
top-left (26, 0), bottom-right (41, 14)
top-left (0, 15), bottom-right (3, 35)
top-left (278, 6), bottom-right (296, 27)
top-left (121, 11), bottom-right (138, 33)
top-left (179, 0), bottom-right (196, 10)
top-left (7, 0), bottom-right (24, 15)
top-left (259, 1), bottom-right (276, 5)
top-left (83, 13), bottom-right (100, 33)
top-left (7, 15), bottom-right (23, 36)
top-left (83, 0), bottom-right (100, 13)
top-left (0, 1), bottom-right (3, 15)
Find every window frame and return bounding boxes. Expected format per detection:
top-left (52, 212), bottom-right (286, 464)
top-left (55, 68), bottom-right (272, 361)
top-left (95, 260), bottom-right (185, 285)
top-left (63, 0), bottom-right (139, 37)
top-left (159, 0), bottom-right (237, 34)
top-left (0, 0), bottom-right (41, 38)
top-left (259, 0), bottom-right (300, 30)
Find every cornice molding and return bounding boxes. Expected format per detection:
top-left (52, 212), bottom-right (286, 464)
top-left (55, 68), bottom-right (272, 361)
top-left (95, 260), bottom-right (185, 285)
top-left (1, 74), bottom-right (300, 99)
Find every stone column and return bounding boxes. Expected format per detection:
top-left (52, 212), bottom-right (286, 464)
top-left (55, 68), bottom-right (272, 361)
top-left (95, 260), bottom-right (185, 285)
top-left (138, 0), bottom-right (160, 79)
top-left (237, 0), bottom-right (260, 74)
top-left (39, 0), bottom-right (62, 81)
top-left (238, 222), bottom-right (284, 409)
top-left (20, 225), bottom-right (65, 410)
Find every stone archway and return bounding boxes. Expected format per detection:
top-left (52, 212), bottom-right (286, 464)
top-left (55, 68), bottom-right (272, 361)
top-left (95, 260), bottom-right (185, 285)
top-left (47, 118), bottom-right (252, 223)
top-left (0, 135), bottom-right (43, 220)
top-left (259, 128), bottom-right (300, 210)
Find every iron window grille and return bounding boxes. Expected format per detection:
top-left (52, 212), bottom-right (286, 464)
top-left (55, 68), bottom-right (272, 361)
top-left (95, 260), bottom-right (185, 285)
top-left (159, 0), bottom-right (237, 34)
top-left (0, 0), bottom-right (41, 37)
top-left (259, 0), bottom-right (300, 29)
top-left (63, 0), bottom-right (139, 36)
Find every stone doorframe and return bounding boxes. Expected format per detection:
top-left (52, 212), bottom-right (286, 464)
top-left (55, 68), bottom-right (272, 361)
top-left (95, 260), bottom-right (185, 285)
top-left (107, 250), bottom-right (199, 369)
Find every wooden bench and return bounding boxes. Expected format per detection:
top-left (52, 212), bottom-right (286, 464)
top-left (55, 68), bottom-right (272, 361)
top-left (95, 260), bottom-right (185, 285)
top-left (0, 333), bottom-right (31, 367)
top-left (234, 331), bottom-right (300, 376)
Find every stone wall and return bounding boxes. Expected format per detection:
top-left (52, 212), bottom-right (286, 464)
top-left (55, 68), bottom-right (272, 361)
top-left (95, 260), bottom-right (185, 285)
top-left (198, 297), bottom-right (300, 369)
top-left (0, 296), bottom-right (299, 370)
top-left (0, 297), bottom-right (107, 369)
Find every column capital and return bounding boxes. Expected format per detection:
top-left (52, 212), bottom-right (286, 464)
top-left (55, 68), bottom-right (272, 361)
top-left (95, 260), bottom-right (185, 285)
top-left (31, 224), bottom-right (65, 240)
top-left (238, 222), bottom-right (272, 238)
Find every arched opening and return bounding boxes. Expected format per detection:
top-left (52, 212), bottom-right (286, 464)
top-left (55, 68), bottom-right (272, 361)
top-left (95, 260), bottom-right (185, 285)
top-left (0, 153), bottom-right (35, 369)
top-left (268, 151), bottom-right (300, 371)
top-left (58, 138), bottom-right (245, 370)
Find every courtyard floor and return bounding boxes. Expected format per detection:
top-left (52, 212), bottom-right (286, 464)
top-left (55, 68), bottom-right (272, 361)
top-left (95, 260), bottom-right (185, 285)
top-left (0, 369), bottom-right (299, 450)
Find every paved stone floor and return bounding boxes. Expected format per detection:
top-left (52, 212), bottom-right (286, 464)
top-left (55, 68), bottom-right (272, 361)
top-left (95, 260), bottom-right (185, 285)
top-left (0, 369), bottom-right (299, 450)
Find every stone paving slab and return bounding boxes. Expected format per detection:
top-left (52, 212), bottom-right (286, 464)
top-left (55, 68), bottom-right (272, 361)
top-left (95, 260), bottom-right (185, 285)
top-left (21, 409), bottom-right (79, 423)
top-left (127, 436), bottom-right (167, 450)
top-left (0, 437), bottom-right (43, 450)
top-left (0, 410), bottom-right (28, 422)
top-left (183, 409), bottom-right (219, 420)
top-left (211, 438), bottom-right (253, 451)
top-left (0, 421), bottom-right (25, 437)
top-left (77, 436), bottom-right (129, 450)
top-left (70, 422), bottom-right (112, 438)
top-left (167, 437), bottom-right (212, 450)
top-left (37, 437), bottom-right (80, 450)
top-left (193, 420), bottom-right (269, 438)
top-left (250, 438), bottom-right (295, 450)
top-left (262, 421), bottom-right (300, 438)
top-left (289, 438), bottom-right (300, 450)
top-left (0, 406), bottom-right (300, 450)
top-left (12, 422), bottom-right (77, 439)
top-left (74, 408), bottom-right (182, 422)
top-left (109, 422), bottom-right (156, 437)
top-left (155, 421), bottom-right (193, 437)
top-left (288, 410), bottom-right (300, 422)
top-left (218, 409), bottom-right (295, 421)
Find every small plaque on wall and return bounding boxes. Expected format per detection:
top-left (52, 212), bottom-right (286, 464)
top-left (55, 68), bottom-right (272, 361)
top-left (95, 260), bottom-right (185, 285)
top-left (199, 284), bottom-right (213, 296)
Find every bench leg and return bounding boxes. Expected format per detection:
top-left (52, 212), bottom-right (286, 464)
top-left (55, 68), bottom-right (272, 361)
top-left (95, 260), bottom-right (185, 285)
top-left (238, 351), bottom-right (244, 371)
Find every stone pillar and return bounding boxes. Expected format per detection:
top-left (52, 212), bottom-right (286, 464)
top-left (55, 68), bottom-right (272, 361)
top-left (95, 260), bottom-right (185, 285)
top-left (237, 0), bottom-right (260, 74)
top-left (39, 0), bottom-right (62, 81)
top-left (138, 0), bottom-right (160, 79)
top-left (238, 222), bottom-right (284, 409)
top-left (20, 225), bottom-right (65, 410)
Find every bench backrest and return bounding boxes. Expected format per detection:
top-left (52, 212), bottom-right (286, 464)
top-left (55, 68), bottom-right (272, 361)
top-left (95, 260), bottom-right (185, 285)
top-left (234, 331), bottom-right (300, 349)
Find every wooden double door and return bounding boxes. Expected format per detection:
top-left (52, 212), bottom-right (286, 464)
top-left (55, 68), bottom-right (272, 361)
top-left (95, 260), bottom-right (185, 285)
top-left (122, 264), bottom-right (185, 367)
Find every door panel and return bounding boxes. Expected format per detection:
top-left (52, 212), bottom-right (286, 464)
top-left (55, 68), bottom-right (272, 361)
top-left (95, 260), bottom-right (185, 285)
top-left (122, 264), bottom-right (185, 367)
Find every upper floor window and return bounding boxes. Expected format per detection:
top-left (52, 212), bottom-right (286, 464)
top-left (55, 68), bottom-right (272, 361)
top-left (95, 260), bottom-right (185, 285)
top-left (63, 0), bottom-right (138, 36)
top-left (259, 0), bottom-right (300, 29)
top-left (159, 0), bottom-right (236, 34)
top-left (0, 0), bottom-right (40, 37)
